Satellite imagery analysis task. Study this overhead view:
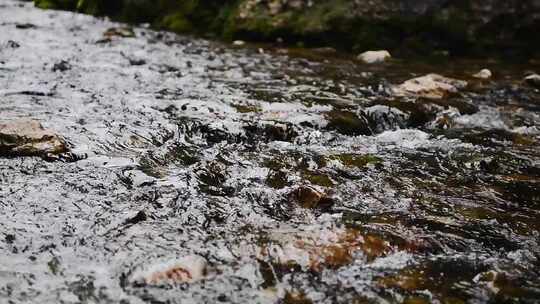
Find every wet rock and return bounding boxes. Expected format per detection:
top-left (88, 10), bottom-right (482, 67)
top-left (473, 69), bottom-right (492, 79)
top-left (365, 105), bottom-right (408, 133)
top-left (196, 161), bottom-right (233, 196)
top-left (123, 211), bottom-right (147, 225)
top-left (0, 119), bottom-right (68, 159)
top-left (524, 73), bottom-right (540, 88)
top-left (376, 99), bottom-right (439, 127)
top-left (52, 60), bottom-right (72, 72)
top-left (5, 40), bottom-right (20, 48)
top-left (289, 186), bottom-right (334, 210)
top-left (257, 227), bottom-right (365, 271)
top-left (244, 122), bottom-right (297, 142)
top-left (266, 169), bottom-right (289, 189)
top-left (357, 50), bottom-right (391, 64)
top-left (329, 153), bottom-right (382, 169)
top-left (103, 27), bottom-right (135, 39)
top-left (325, 110), bottom-right (372, 136)
top-left (15, 23), bottom-right (36, 29)
top-left (130, 255), bottom-right (207, 285)
top-left (393, 74), bottom-right (468, 99)
top-left (431, 109), bottom-right (460, 129)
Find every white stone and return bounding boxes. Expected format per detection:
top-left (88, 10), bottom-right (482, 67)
top-left (392, 73), bottom-right (468, 99)
top-left (473, 69), bottom-right (492, 79)
top-left (233, 40), bottom-right (246, 46)
top-left (357, 50), bottom-right (391, 64)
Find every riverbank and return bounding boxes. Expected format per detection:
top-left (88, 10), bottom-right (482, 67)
top-left (33, 0), bottom-right (540, 59)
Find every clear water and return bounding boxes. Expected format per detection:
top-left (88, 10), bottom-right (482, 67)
top-left (0, 1), bottom-right (539, 303)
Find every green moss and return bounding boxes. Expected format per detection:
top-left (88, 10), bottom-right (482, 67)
top-left (302, 171), bottom-right (335, 187)
top-left (292, 0), bottom-right (351, 34)
top-left (35, 0), bottom-right (77, 10)
top-left (160, 12), bottom-right (193, 33)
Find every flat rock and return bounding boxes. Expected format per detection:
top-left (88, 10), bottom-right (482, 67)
top-left (357, 50), bottom-right (391, 64)
top-left (392, 74), bottom-right (468, 99)
top-left (0, 119), bottom-right (68, 157)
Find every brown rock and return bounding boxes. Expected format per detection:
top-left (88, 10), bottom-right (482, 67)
top-left (0, 119), bottom-right (68, 157)
top-left (130, 255), bottom-right (207, 286)
top-left (290, 186), bottom-right (334, 210)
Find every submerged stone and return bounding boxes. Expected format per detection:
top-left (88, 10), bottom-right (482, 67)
top-left (289, 186), bottom-right (334, 210)
top-left (393, 74), bottom-right (468, 99)
top-left (130, 255), bottom-right (207, 286)
top-left (0, 119), bottom-right (68, 158)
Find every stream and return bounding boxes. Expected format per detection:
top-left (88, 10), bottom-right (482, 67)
top-left (1, 1), bottom-right (539, 303)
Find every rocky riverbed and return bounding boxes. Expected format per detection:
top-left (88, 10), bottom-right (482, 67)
top-left (1, 1), bottom-right (540, 303)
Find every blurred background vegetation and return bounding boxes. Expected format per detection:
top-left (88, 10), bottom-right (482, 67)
top-left (33, 0), bottom-right (540, 59)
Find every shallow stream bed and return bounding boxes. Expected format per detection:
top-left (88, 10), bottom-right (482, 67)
top-left (1, 1), bottom-right (539, 303)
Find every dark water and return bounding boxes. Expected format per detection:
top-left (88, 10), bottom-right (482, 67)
top-left (1, 1), bottom-right (539, 303)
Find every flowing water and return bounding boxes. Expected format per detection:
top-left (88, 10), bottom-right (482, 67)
top-left (1, 1), bottom-right (539, 303)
